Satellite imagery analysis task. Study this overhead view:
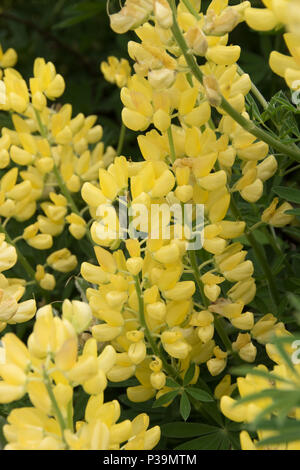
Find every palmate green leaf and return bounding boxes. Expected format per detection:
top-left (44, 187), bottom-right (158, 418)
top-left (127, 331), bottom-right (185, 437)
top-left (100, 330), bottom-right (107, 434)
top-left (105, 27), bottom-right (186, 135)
top-left (180, 392), bottom-right (191, 421)
top-left (152, 390), bottom-right (179, 408)
top-left (186, 387), bottom-right (214, 402)
top-left (174, 431), bottom-right (231, 450)
top-left (273, 186), bottom-right (300, 204)
top-left (165, 377), bottom-right (180, 388)
top-left (161, 422), bottom-right (220, 438)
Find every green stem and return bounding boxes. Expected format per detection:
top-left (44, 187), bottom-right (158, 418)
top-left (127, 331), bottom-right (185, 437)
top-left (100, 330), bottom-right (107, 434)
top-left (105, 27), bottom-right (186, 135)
top-left (188, 250), bottom-right (208, 308)
top-left (116, 122), bottom-right (126, 156)
top-left (181, 0), bottom-right (200, 19)
top-left (284, 163), bottom-right (300, 176)
top-left (214, 317), bottom-right (233, 353)
top-left (52, 164), bottom-right (80, 215)
top-left (230, 196), bottom-right (280, 312)
top-left (167, 126), bottom-right (176, 163)
top-left (188, 250), bottom-right (232, 352)
top-left (133, 275), bottom-right (180, 381)
top-left (246, 221), bottom-right (265, 235)
top-left (43, 368), bottom-right (68, 448)
top-left (0, 223), bottom-right (36, 280)
top-left (167, 0), bottom-right (300, 163)
top-left (237, 65), bottom-right (268, 110)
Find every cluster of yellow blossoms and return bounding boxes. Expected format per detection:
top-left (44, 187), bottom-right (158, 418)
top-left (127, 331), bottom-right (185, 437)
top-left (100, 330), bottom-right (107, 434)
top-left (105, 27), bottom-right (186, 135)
top-left (221, 337), bottom-right (300, 450)
top-left (0, 0), bottom-right (299, 451)
top-left (0, 48), bottom-right (115, 291)
top-left (0, 235), bottom-right (36, 332)
top-left (245, 0), bottom-right (300, 90)
top-left (0, 305), bottom-right (160, 449)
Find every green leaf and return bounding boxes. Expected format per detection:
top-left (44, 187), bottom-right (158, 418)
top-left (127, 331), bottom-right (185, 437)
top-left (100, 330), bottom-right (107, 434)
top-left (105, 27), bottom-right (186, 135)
top-left (273, 336), bottom-right (299, 376)
top-left (183, 363), bottom-right (196, 386)
top-left (174, 431), bottom-right (229, 450)
top-left (288, 292), bottom-right (300, 310)
top-left (257, 430), bottom-right (300, 448)
top-left (230, 366), bottom-right (295, 385)
top-left (186, 387), bottom-right (214, 402)
top-left (273, 186), bottom-right (300, 204)
top-left (180, 392), bottom-right (191, 421)
top-left (285, 209), bottom-right (300, 216)
top-left (161, 422), bottom-right (219, 438)
top-left (165, 377), bottom-right (180, 388)
top-left (152, 390), bottom-right (179, 408)
top-left (0, 416), bottom-right (6, 450)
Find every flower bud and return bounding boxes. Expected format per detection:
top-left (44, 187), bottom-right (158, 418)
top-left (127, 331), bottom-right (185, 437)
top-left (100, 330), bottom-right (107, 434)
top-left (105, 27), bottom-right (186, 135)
top-left (164, 281), bottom-right (195, 301)
top-left (127, 385), bottom-right (156, 403)
top-left (148, 69), bottom-right (176, 90)
top-left (185, 27), bottom-right (208, 56)
top-left (150, 371), bottom-right (166, 389)
top-left (126, 257), bottom-right (143, 275)
top-left (203, 75), bottom-right (222, 107)
top-left (240, 178), bottom-right (263, 202)
top-left (92, 324), bottom-right (122, 342)
top-left (268, 202), bottom-right (294, 228)
top-left (26, 234), bottom-right (53, 250)
top-left (198, 324), bottom-right (214, 343)
top-left (218, 221), bottom-right (245, 239)
top-left (47, 249), bottom-right (77, 273)
top-left (153, 0), bottom-right (173, 29)
top-left (204, 8), bottom-right (240, 36)
top-left (228, 278), bottom-right (256, 304)
top-left (256, 155), bottom-right (278, 181)
top-left (198, 170), bottom-right (227, 191)
top-left (220, 396), bottom-right (247, 422)
top-left (231, 311), bottom-right (254, 330)
top-left (128, 341), bottom-right (147, 364)
top-left (207, 357), bottom-right (226, 376)
top-left (206, 45), bottom-right (241, 66)
top-left (245, 7), bottom-right (278, 32)
top-left (224, 260), bottom-right (254, 282)
top-left (62, 299), bottom-right (92, 334)
top-left (147, 302), bottom-right (167, 322)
